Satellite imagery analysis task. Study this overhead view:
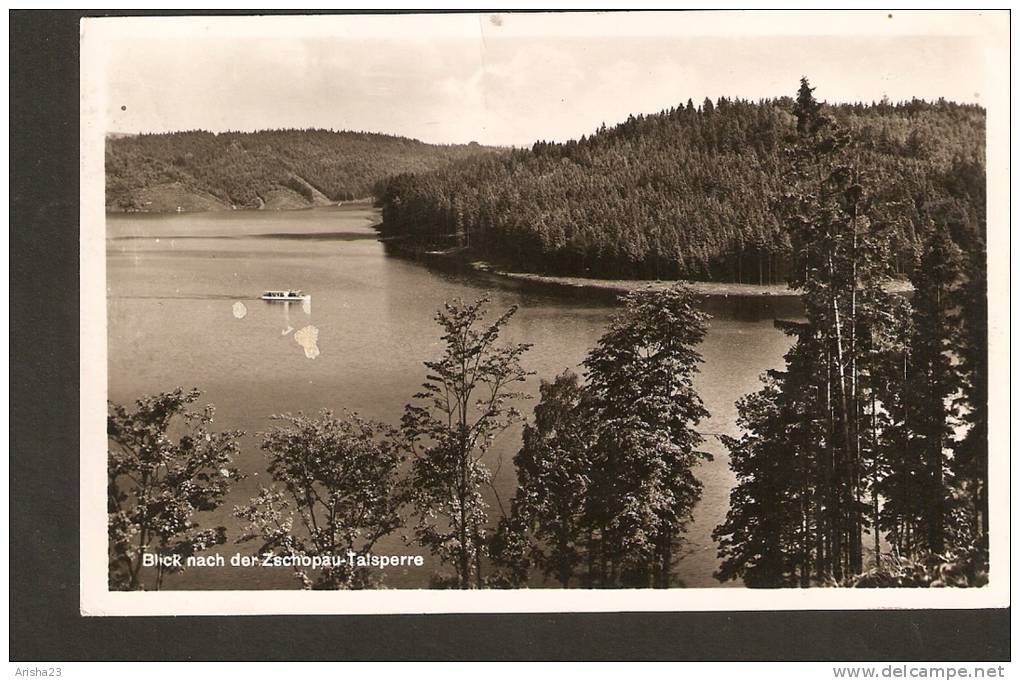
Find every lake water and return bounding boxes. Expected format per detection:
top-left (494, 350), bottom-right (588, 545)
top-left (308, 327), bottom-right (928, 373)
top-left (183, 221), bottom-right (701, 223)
top-left (106, 204), bottom-right (800, 589)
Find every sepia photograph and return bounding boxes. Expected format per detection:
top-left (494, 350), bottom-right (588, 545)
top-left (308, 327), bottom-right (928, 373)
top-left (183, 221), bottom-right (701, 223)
top-left (77, 10), bottom-right (1009, 616)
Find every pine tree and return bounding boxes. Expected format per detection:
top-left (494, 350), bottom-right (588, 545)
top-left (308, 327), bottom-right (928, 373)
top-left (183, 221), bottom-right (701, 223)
top-left (905, 221), bottom-right (963, 556)
top-left (717, 79), bottom-right (932, 586)
top-left (943, 166), bottom-right (989, 553)
top-left (795, 76), bottom-right (823, 135)
top-left (714, 370), bottom-right (809, 586)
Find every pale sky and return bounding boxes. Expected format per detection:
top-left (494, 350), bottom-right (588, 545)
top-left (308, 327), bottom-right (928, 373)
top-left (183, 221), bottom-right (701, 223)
top-left (87, 11), bottom-right (1004, 147)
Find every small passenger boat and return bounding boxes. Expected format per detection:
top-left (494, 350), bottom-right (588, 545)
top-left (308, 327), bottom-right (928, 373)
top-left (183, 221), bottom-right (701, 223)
top-left (262, 289), bottom-right (307, 301)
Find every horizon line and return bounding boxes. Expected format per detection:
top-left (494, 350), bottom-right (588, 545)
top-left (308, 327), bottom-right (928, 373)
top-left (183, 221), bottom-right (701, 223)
top-left (105, 93), bottom-right (986, 149)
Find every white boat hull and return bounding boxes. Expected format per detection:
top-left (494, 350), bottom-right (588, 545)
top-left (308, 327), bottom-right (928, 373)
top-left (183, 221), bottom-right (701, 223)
top-left (261, 289), bottom-right (308, 301)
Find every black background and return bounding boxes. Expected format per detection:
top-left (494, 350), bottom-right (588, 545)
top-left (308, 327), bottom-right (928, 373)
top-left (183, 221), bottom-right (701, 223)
top-left (9, 9), bottom-right (1010, 662)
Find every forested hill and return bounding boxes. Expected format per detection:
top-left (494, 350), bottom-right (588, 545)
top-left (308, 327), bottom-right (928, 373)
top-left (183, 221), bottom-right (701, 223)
top-left (105, 129), bottom-right (498, 212)
top-left (379, 97), bottom-right (985, 282)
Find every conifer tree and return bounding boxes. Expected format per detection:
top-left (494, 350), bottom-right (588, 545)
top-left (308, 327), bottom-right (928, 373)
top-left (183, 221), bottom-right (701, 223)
top-left (905, 221), bottom-right (964, 555)
top-left (716, 79), bottom-right (945, 586)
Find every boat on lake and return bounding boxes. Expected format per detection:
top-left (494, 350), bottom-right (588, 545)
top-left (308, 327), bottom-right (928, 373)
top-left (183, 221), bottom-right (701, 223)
top-left (261, 289), bottom-right (307, 301)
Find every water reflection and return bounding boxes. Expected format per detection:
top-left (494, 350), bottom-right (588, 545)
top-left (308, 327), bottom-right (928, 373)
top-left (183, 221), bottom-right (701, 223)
top-left (697, 294), bottom-right (804, 323)
top-left (249, 295), bottom-right (318, 358)
top-left (280, 300), bottom-right (294, 336)
top-left (264, 296), bottom-right (313, 335)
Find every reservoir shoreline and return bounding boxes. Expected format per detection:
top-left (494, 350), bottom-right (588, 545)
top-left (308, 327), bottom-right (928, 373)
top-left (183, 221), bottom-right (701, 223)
top-left (106, 205), bottom-right (912, 301)
top-left (380, 239), bottom-right (914, 301)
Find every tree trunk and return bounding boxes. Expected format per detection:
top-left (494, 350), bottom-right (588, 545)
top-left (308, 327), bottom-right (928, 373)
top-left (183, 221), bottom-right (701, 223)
top-left (871, 389), bottom-right (881, 568)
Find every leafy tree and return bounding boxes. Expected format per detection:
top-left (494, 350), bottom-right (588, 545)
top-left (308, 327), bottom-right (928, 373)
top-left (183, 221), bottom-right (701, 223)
top-left (494, 370), bottom-right (596, 586)
top-left (844, 547), bottom-right (988, 588)
top-left (107, 388), bottom-right (243, 590)
top-left (583, 284), bottom-right (710, 587)
top-left (402, 297), bottom-right (532, 588)
top-left (499, 285), bottom-right (710, 588)
top-left (235, 410), bottom-right (403, 589)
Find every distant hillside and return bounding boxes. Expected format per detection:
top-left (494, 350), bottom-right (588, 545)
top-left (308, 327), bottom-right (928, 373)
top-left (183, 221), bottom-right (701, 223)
top-left (105, 129), bottom-right (499, 211)
top-left (380, 96), bottom-right (985, 282)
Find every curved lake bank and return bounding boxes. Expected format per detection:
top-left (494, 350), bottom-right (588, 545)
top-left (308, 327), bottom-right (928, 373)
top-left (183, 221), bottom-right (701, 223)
top-left (380, 240), bottom-right (913, 302)
top-left (107, 205), bottom-right (802, 589)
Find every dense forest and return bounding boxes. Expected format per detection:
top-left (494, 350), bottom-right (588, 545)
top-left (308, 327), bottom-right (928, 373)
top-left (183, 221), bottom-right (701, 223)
top-left (105, 129), bottom-right (497, 211)
top-left (711, 80), bottom-right (988, 587)
top-left (379, 95), bottom-right (984, 282)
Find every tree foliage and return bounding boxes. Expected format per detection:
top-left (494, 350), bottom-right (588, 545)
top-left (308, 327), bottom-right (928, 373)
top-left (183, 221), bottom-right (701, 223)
top-left (106, 129), bottom-right (497, 210)
top-left (714, 372), bottom-right (811, 587)
top-left (496, 285), bottom-right (710, 588)
top-left (714, 79), bottom-right (987, 587)
top-left (105, 79), bottom-right (988, 592)
top-left (402, 297), bottom-right (532, 588)
top-left (494, 370), bottom-right (596, 586)
top-left (380, 92), bottom-right (984, 282)
top-left (107, 388), bottom-right (243, 590)
top-left (235, 410), bottom-right (404, 589)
